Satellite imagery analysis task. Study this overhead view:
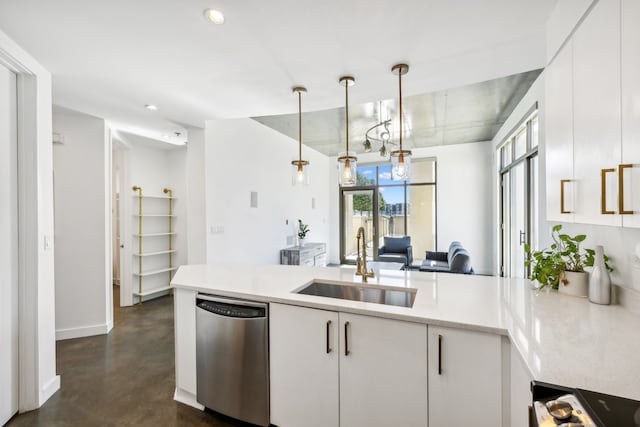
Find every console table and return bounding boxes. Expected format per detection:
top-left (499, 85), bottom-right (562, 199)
top-left (280, 243), bottom-right (327, 267)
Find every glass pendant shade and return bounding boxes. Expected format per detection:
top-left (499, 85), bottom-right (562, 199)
top-left (390, 150), bottom-right (411, 181)
top-left (338, 152), bottom-right (357, 186)
top-left (291, 86), bottom-right (309, 186)
top-left (292, 160), bottom-right (310, 185)
top-left (337, 76), bottom-right (357, 186)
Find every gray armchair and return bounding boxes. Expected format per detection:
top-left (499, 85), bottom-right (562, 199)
top-left (378, 236), bottom-right (413, 267)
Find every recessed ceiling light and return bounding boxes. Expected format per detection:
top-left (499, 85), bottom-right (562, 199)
top-left (204, 9), bottom-right (225, 24)
top-left (145, 104), bottom-right (158, 111)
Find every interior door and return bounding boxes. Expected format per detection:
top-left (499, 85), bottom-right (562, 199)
top-left (0, 64), bottom-right (19, 424)
top-left (340, 188), bottom-right (377, 264)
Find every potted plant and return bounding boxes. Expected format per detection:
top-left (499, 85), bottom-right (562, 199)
top-left (524, 224), bottom-right (612, 296)
top-left (297, 219), bottom-right (310, 246)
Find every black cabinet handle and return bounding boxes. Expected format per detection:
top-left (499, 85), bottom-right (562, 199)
top-left (438, 334), bottom-right (443, 375)
top-left (326, 320), bottom-right (332, 354)
top-left (344, 321), bottom-right (350, 356)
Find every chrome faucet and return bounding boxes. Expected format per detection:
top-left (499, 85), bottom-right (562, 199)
top-left (355, 226), bottom-right (375, 283)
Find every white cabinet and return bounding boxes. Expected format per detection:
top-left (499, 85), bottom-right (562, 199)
top-left (270, 304), bottom-right (428, 427)
top-left (339, 312), bottom-right (428, 427)
top-left (509, 343), bottom-right (534, 427)
top-left (545, 0), bottom-right (640, 227)
top-left (572, 0), bottom-right (621, 226)
top-left (270, 304), bottom-right (339, 427)
top-left (427, 325), bottom-right (502, 427)
top-left (621, 0), bottom-right (640, 228)
top-left (545, 39), bottom-right (575, 222)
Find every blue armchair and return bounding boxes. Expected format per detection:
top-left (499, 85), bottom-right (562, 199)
top-left (378, 236), bottom-right (413, 267)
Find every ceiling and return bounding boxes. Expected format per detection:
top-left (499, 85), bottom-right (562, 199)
top-left (254, 69), bottom-right (542, 156)
top-left (0, 0), bottom-right (557, 142)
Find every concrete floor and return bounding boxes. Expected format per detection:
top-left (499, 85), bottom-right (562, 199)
top-left (7, 289), bottom-right (250, 427)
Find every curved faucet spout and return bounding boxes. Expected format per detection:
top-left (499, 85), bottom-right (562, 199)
top-left (355, 226), bottom-right (375, 282)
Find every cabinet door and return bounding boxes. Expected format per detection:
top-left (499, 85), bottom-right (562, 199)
top-left (270, 304), bottom-right (339, 427)
top-left (621, 0), bottom-right (640, 228)
top-left (572, 0), bottom-right (622, 226)
top-left (339, 313), bottom-right (428, 427)
top-left (428, 325), bottom-right (502, 427)
top-left (545, 39), bottom-right (575, 222)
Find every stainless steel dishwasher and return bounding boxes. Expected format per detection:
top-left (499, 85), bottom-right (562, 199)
top-left (195, 294), bottom-right (269, 427)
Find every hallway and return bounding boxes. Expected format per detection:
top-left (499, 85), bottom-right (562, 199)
top-left (7, 293), bottom-right (247, 426)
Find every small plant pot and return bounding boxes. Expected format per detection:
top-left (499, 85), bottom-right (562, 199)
top-left (558, 271), bottom-right (588, 297)
top-left (298, 238), bottom-right (306, 247)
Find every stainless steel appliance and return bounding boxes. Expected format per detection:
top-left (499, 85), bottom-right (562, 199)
top-left (196, 294), bottom-right (269, 427)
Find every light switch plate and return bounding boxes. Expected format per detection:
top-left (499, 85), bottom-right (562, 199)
top-left (250, 191), bottom-right (258, 208)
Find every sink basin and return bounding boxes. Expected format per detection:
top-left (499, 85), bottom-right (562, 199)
top-left (296, 281), bottom-right (417, 308)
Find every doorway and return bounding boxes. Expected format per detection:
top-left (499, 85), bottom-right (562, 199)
top-left (499, 110), bottom-right (539, 278)
top-left (0, 63), bottom-right (19, 424)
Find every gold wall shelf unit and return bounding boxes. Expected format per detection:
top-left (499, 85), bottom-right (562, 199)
top-left (131, 186), bottom-right (177, 304)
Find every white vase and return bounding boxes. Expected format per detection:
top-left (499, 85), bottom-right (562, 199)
top-left (298, 238), bottom-right (306, 247)
top-left (558, 271), bottom-right (588, 297)
top-left (589, 245), bottom-right (611, 305)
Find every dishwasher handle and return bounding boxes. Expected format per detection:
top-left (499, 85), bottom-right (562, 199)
top-left (196, 295), bottom-right (267, 319)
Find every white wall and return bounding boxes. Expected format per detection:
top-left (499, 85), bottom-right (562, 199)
top-left (329, 142), bottom-right (494, 274)
top-left (118, 135), bottom-right (188, 305)
top-left (0, 28), bottom-right (59, 410)
top-left (52, 107), bottom-right (112, 340)
top-left (185, 126), bottom-right (206, 264)
top-left (205, 118), bottom-right (331, 265)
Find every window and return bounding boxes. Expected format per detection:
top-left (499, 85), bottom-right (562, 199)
top-left (339, 159), bottom-right (436, 265)
top-left (499, 108), bottom-right (539, 278)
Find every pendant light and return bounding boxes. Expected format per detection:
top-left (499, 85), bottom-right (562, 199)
top-left (291, 86), bottom-right (309, 185)
top-left (390, 64), bottom-right (412, 181)
top-left (337, 76), bottom-right (357, 186)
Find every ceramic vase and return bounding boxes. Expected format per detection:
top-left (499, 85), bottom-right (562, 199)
top-left (558, 270), bottom-right (588, 297)
top-left (589, 245), bottom-right (611, 305)
top-left (298, 237), bottom-right (306, 247)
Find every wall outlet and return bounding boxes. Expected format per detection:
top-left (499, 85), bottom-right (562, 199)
top-left (210, 225), bottom-right (225, 234)
top-left (312, 197), bottom-right (316, 209)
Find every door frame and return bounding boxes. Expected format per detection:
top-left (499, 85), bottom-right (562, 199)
top-left (0, 34), bottom-right (60, 411)
top-left (339, 186), bottom-right (379, 265)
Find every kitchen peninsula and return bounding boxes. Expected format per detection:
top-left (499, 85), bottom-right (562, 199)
top-left (171, 264), bottom-right (640, 427)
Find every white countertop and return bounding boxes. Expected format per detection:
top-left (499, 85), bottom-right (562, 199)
top-left (171, 263), bottom-right (640, 401)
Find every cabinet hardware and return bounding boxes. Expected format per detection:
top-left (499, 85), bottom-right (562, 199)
top-left (560, 180), bottom-right (573, 214)
top-left (619, 164), bottom-right (634, 215)
top-left (601, 168), bottom-right (616, 214)
top-left (326, 320), bottom-right (332, 354)
top-left (438, 334), bottom-right (443, 375)
top-left (344, 321), bottom-right (350, 356)
top-left (519, 230), bottom-right (526, 245)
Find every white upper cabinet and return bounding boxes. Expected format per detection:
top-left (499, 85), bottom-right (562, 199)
top-left (621, 0), bottom-right (640, 228)
top-left (572, 0), bottom-right (622, 226)
top-left (427, 325), bottom-right (502, 427)
top-left (544, 0), bottom-right (640, 227)
top-left (545, 38), bottom-right (575, 223)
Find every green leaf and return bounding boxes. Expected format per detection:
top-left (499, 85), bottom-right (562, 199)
top-left (552, 224), bottom-right (562, 232)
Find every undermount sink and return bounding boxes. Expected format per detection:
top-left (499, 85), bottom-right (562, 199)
top-left (295, 280), bottom-right (417, 308)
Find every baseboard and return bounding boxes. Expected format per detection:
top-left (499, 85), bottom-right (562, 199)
top-left (55, 323), bottom-right (111, 341)
top-left (174, 387), bottom-right (204, 411)
top-left (39, 375), bottom-right (60, 406)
